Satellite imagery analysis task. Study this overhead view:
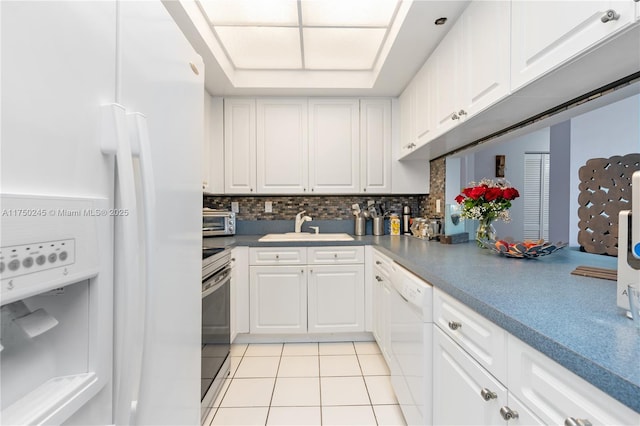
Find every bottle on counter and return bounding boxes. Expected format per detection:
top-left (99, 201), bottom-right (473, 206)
top-left (402, 205), bottom-right (411, 234)
top-left (390, 213), bottom-right (401, 236)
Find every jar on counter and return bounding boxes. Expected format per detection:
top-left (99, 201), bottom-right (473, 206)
top-left (390, 214), bottom-right (401, 236)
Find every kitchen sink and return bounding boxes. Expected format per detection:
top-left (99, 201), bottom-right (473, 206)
top-left (258, 232), bottom-right (354, 242)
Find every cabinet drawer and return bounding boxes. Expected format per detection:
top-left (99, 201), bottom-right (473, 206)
top-left (508, 335), bottom-right (640, 425)
top-left (372, 249), bottom-right (395, 279)
top-left (249, 247), bottom-right (306, 265)
top-left (433, 288), bottom-right (507, 384)
top-left (307, 246), bottom-right (364, 264)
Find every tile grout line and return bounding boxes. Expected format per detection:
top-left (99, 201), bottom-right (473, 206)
top-left (264, 343), bottom-right (284, 426)
top-left (354, 343), bottom-right (380, 426)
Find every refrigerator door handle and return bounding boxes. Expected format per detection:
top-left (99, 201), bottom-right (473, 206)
top-left (126, 112), bottom-right (157, 421)
top-left (101, 104), bottom-right (144, 426)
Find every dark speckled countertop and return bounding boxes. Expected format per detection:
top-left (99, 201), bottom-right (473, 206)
top-left (203, 234), bottom-right (640, 413)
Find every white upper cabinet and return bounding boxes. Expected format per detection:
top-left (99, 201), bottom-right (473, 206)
top-left (360, 99), bottom-right (392, 194)
top-left (203, 96), bottom-right (224, 194)
top-left (224, 98), bottom-right (256, 194)
top-left (256, 98), bottom-right (308, 194)
top-left (399, 81), bottom-right (416, 156)
top-left (308, 99), bottom-right (360, 194)
top-left (511, 0), bottom-right (635, 91)
top-left (461, 0), bottom-right (511, 117)
top-left (399, 64), bottom-right (433, 156)
top-left (433, 0), bottom-right (510, 137)
top-left (432, 21), bottom-right (464, 136)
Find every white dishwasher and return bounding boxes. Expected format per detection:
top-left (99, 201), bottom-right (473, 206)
top-left (389, 263), bottom-right (433, 426)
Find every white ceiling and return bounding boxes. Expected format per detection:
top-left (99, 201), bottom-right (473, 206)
top-left (166, 0), bottom-right (470, 97)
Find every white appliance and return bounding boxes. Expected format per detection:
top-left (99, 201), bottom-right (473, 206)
top-left (389, 265), bottom-right (433, 426)
top-left (1, 1), bottom-right (203, 425)
top-left (617, 170), bottom-right (640, 312)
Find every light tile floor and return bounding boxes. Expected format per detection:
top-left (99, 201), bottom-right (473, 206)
top-left (202, 341), bottom-right (407, 426)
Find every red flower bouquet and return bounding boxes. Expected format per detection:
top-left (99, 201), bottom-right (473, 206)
top-left (455, 179), bottom-right (520, 244)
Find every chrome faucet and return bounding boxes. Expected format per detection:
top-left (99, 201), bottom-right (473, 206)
top-left (295, 210), bottom-right (312, 233)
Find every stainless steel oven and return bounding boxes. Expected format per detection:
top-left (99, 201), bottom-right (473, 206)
top-left (203, 209), bottom-right (235, 236)
top-left (201, 247), bottom-right (231, 416)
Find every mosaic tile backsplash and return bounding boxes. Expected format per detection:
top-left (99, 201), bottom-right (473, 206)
top-left (204, 158), bottom-right (445, 220)
top-left (204, 195), bottom-right (428, 220)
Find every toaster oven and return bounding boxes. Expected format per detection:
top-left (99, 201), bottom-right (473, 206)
top-left (203, 209), bottom-right (235, 236)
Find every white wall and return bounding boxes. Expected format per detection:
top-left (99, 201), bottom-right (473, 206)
top-left (569, 94), bottom-right (640, 245)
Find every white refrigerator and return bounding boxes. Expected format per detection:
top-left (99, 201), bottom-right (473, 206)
top-left (1, 1), bottom-right (203, 424)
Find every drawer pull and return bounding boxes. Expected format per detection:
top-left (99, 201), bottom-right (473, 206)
top-left (565, 418), bottom-right (592, 426)
top-left (448, 321), bottom-right (462, 330)
top-left (600, 9), bottom-right (620, 23)
top-left (375, 275), bottom-right (383, 282)
top-left (500, 406), bottom-right (519, 421)
top-left (480, 388), bottom-right (497, 401)
top-left (375, 261), bottom-right (382, 265)
top-left (275, 254), bottom-right (279, 259)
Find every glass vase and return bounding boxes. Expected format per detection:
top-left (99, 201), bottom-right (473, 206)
top-left (476, 218), bottom-right (497, 247)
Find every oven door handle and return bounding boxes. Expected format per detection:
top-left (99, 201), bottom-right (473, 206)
top-left (202, 269), bottom-right (231, 298)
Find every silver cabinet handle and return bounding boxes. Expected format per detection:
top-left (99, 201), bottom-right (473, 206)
top-left (500, 406), bottom-right (519, 421)
top-left (448, 321), bottom-right (462, 330)
top-left (375, 275), bottom-right (383, 282)
top-left (601, 9), bottom-right (620, 23)
top-left (451, 112), bottom-right (460, 120)
top-left (458, 109), bottom-right (467, 117)
top-left (480, 388), bottom-right (497, 401)
top-left (565, 418), bottom-right (593, 426)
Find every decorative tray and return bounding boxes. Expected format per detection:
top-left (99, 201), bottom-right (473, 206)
top-left (478, 239), bottom-right (568, 258)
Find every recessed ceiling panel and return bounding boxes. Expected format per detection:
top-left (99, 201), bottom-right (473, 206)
top-left (303, 27), bottom-right (386, 70)
top-left (200, 0), bottom-right (299, 26)
top-left (215, 27), bottom-right (302, 69)
top-left (301, 0), bottom-right (399, 27)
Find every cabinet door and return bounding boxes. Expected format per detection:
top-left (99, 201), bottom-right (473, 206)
top-left (508, 335), bottom-right (640, 425)
top-left (230, 246), bottom-right (249, 340)
top-left (462, 0), bottom-right (510, 117)
top-left (399, 80), bottom-right (416, 156)
top-left (360, 99), bottom-right (391, 194)
top-left (511, 1), bottom-right (635, 91)
top-left (308, 99), bottom-right (360, 193)
top-left (249, 266), bottom-right (307, 334)
top-left (432, 22), bottom-right (464, 136)
top-left (433, 327), bottom-right (507, 426)
top-left (414, 63), bottom-right (433, 144)
top-left (204, 96), bottom-right (224, 194)
top-left (224, 98), bottom-right (256, 194)
top-left (256, 98), bottom-right (308, 194)
top-left (307, 264), bottom-right (364, 333)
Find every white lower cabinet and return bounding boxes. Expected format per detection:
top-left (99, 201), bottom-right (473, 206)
top-left (371, 249), bottom-right (396, 363)
top-left (249, 265), bottom-right (307, 334)
top-left (307, 264), bottom-right (364, 333)
top-left (433, 326), bottom-right (508, 426)
top-left (248, 246), bottom-right (365, 335)
top-left (433, 287), bottom-right (640, 425)
top-left (508, 335), bottom-right (640, 426)
top-left (230, 246), bottom-right (249, 341)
